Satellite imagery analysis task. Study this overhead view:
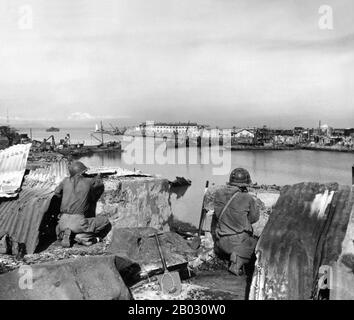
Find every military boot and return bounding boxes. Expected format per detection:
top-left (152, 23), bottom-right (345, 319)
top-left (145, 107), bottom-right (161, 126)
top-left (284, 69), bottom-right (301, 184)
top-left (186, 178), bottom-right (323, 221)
top-left (229, 252), bottom-right (247, 276)
top-left (61, 228), bottom-right (72, 248)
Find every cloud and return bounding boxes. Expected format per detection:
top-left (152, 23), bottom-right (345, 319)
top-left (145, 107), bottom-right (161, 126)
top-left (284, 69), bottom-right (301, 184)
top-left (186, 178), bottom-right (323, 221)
top-left (67, 112), bottom-right (130, 121)
top-left (67, 112), bottom-right (95, 120)
top-left (0, 115), bottom-right (51, 122)
top-left (0, 0), bottom-right (353, 128)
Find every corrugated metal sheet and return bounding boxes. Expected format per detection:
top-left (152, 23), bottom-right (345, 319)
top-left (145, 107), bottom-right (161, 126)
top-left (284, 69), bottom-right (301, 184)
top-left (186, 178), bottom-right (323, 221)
top-left (0, 187), bottom-right (55, 254)
top-left (24, 160), bottom-right (69, 190)
top-left (317, 186), bottom-right (354, 270)
top-left (0, 144), bottom-right (31, 198)
top-left (250, 182), bottom-right (354, 300)
top-left (0, 160), bottom-right (68, 254)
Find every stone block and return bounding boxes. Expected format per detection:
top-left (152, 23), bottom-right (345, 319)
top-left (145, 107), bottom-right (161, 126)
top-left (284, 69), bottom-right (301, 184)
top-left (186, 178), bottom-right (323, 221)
top-left (107, 227), bottom-right (195, 273)
top-left (0, 255), bottom-right (132, 300)
top-left (98, 176), bottom-right (172, 230)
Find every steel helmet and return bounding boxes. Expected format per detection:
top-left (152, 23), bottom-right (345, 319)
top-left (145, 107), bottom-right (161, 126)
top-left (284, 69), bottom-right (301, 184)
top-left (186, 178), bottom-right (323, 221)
top-left (68, 161), bottom-right (88, 177)
top-left (229, 168), bottom-right (252, 187)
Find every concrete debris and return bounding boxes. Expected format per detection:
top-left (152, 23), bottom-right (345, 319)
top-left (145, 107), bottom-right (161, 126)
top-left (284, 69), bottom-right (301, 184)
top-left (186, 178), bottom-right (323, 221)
top-left (0, 255), bottom-right (132, 300)
top-left (27, 151), bottom-right (65, 168)
top-left (132, 263), bottom-right (249, 300)
top-left (107, 227), bottom-right (196, 275)
top-left (98, 176), bottom-right (173, 230)
top-left (0, 226), bottom-right (250, 299)
top-left (0, 240), bottom-right (110, 275)
top-left (132, 281), bottom-right (206, 300)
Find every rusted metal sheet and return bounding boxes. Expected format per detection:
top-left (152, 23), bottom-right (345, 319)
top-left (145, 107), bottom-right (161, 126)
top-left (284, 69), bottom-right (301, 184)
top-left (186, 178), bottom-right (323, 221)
top-left (0, 187), bottom-right (55, 254)
top-left (0, 144), bottom-right (32, 198)
top-left (250, 182), bottom-right (354, 300)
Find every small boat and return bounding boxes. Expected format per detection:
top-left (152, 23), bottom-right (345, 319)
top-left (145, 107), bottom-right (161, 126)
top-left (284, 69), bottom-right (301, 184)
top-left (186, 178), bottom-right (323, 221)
top-left (93, 141), bottom-right (122, 152)
top-left (46, 127), bottom-right (60, 132)
top-left (94, 123), bottom-right (110, 134)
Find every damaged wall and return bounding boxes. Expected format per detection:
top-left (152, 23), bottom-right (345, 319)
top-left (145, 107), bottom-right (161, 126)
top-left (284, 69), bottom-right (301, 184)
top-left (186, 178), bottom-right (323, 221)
top-left (97, 176), bottom-right (173, 231)
top-left (107, 226), bottom-right (195, 277)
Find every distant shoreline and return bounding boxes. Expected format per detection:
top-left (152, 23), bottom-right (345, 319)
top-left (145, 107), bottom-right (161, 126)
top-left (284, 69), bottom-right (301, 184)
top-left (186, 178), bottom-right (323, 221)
top-left (228, 145), bottom-right (354, 153)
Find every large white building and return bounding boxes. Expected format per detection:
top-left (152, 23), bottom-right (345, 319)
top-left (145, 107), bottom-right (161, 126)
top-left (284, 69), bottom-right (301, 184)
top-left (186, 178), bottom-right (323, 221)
top-left (233, 129), bottom-right (255, 139)
top-left (136, 121), bottom-right (201, 136)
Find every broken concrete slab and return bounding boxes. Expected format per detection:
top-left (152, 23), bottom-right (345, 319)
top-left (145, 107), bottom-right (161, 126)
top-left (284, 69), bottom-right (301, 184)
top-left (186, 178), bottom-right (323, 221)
top-left (97, 176), bottom-right (173, 231)
top-left (0, 255), bottom-right (132, 300)
top-left (107, 227), bottom-right (196, 275)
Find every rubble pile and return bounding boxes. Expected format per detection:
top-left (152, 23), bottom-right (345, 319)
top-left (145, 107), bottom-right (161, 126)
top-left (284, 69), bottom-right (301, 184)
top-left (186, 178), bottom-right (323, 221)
top-left (0, 240), bottom-right (110, 274)
top-left (107, 227), bottom-right (196, 274)
top-left (0, 226), bottom-right (249, 300)
top-left (27, 151), bottom-right (66, 169)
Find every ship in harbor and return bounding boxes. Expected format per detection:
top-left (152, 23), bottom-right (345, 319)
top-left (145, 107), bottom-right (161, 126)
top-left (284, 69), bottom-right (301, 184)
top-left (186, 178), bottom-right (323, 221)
top-left (90, 121), bottom-right (122, 153)
top-left (46, 127), bottom-right (60, 132)
top-left (35, 126), bottom-right (122, 157)
top-left (94, 122), bottom-right (126, 135)
top-left (94, 123), bottom-right (111, 135)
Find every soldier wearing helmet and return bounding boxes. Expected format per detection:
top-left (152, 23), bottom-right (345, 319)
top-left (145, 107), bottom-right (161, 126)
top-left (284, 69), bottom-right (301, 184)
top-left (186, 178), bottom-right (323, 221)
top-left (213, 168), bottom-right (259, 276)
top-left (54, 161), bottom-right (111, 248)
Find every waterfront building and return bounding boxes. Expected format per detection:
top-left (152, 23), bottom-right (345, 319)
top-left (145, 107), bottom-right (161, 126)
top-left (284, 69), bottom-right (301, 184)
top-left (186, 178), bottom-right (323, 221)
top-left (232, 128), bottom-right (255, 145)
top-left (135, 121), bottom-right (201, 136)
top-left (294, 127), bottom-right (305, 135)
top-left (320, 124), bottom-right (333, 137)
top-left (344, 128), bottom-right (354, 137)
top-left (273, 135), bottom-right (299, 146)
top-left (254, 126), bottom-right (273, 145)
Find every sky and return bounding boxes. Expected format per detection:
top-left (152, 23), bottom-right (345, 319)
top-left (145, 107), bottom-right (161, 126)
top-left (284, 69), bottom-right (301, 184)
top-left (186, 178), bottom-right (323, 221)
top-left (0, 0), bottom-right (353, 128)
